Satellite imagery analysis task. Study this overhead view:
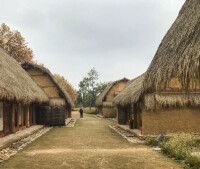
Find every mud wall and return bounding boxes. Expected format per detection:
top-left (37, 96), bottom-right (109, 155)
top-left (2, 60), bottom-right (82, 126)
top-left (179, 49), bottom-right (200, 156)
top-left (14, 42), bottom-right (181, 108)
top-left (102, 106), bottom-right (117, 118)
top-left (142, 107), bottom-right (200, 135)
top-left (106, 82), bottom-right (128, 102)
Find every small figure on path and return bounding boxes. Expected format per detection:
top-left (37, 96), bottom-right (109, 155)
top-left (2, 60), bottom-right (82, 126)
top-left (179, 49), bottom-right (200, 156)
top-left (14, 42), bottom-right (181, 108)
top-left (79, 108), bottom-right (83, 118)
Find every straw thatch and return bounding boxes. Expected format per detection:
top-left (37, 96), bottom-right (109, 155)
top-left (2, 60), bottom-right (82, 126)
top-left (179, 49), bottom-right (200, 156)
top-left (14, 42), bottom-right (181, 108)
top-left (0, 47), bottom-right (49, 103)
top-left (114, 74), bottom-right (145, 106)
top-left (144, 93), bottom-right (200, 111)
top-left (102, 102), bottom-right (114, 107)
top-left (49, 98), bottom-right (66, 106)
top-left (144, 0), bottom-right (200, 91)
top-left (95, 78), bottom-right (129, 106)
top-left (22, 62), bottom-right (74, 107)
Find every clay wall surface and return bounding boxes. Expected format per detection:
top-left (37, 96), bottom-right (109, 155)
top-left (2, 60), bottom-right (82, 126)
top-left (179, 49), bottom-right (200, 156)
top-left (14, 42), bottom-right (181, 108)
top-left (106, 82), bottom-right (127, 102)
top-left (102, 106), bottom-right (117, 118)
top-left (142, 107), bottom-right (200, 135)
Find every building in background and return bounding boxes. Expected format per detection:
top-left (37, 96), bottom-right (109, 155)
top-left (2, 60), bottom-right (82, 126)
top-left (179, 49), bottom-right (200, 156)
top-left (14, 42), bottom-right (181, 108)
top-left (96, 78), bottom-right (129, 118)
top-left (114, 74), bottom-right (145, 131)
top-left (22, 62), bottom-right (74, 126)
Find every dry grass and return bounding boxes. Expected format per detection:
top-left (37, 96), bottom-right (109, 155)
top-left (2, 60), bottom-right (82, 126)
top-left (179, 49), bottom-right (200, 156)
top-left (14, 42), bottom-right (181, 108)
top-left (146, 134), bottom-right (200, 168)
top-left (0, 47), bottom-right (49, 103)
top-left (144, 0), bottom-right (200, 92)
top-left (144, 93), bottom-right (200, 111)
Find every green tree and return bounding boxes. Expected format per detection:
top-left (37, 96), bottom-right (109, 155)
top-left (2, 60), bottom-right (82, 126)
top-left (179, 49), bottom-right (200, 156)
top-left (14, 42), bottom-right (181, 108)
top-left (87, 68), bottom-right (99, 108)
top-left (96, 82), bottom-right (111, 97)
top-left (76, 68), bottom-right (110, 108)
top-left (0, 23), bottom-right (33, 63)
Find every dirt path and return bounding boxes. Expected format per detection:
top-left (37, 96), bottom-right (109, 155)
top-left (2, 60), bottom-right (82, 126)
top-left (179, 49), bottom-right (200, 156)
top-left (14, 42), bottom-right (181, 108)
top-left (0, 112), bottom-right (183, 169)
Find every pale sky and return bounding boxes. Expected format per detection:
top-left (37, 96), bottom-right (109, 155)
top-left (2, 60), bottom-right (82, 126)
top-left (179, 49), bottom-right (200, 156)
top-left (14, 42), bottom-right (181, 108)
top-left (1, 0), bottom-right (185, 89)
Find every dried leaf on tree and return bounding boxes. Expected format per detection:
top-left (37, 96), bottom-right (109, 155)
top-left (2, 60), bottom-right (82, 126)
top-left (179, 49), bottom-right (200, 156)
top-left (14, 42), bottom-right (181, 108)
top-left (0, 23), bottom-right (33, 63)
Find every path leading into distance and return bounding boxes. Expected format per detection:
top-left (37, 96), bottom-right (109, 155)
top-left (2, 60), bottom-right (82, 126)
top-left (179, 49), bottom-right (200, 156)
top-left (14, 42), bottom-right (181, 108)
top-left (0, 112), bottom-right (183, 169)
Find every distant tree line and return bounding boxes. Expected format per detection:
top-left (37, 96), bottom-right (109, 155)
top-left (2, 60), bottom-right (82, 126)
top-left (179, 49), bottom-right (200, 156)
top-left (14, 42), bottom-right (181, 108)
top-left (76, 68), bottom-right (110, 108)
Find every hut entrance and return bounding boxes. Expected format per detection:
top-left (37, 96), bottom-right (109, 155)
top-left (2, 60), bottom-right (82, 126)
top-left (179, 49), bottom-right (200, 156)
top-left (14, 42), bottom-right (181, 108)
top-left (133, 102), bottom-right (142, 130)
top-left (23, 105), bottom-right (27, 127)
top-left (29, 104), bottom-right (36, 126)
top-left (14, 103), bottom-right (25, 132)
top-left (118, 107), bottom-right (126, 125)
top-left (39, 106), bottom-right (65, 126)
top-left (4, 103), bottom-right (11, 136)
top-left (125, 106), bottom-right (131, 125)
top-left (19, 104), bottom-right (23, 129)
top-left (98, 106), bottom-right (103, 116)
top-left (0, 103), bottom-right (12, 137)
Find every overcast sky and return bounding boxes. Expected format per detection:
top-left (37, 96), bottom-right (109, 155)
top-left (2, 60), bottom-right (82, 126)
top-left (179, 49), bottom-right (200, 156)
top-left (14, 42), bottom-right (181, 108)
top-left (1, 0), bottom-right (185, 89)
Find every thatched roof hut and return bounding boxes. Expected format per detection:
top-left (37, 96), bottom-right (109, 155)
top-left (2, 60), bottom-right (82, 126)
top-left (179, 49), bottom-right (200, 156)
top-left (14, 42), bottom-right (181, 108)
top-left (114, 74), bottom-right (145, 107)
top-left (0, 47), bottom-right (49, 103)
top-left (142, 0), bottom-right (200, 110)
top-left (95, 78), bottom-right (129, 106)
top-left (144, 0), bottom-right (200, 91)
top-left (114, 1), bottom-right (200, 135)
top-left (22, 62), bottom-right (74, 107)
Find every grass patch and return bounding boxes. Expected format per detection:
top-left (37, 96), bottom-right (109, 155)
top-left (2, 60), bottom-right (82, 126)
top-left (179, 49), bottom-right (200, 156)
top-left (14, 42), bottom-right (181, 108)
top-left (145, 134), bottom-right (200, 169)
top-left (103, 115), bottom-right (116, 118)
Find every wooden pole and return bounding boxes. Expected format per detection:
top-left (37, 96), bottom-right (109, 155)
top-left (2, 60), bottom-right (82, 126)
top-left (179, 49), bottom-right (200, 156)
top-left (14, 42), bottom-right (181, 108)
top-left (26, 104), bottom-right (29, 127)
top-left (10, 103), bottom-right (15, 133)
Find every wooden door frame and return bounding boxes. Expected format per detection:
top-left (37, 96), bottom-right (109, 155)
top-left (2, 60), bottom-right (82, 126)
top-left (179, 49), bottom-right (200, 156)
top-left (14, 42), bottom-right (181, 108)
top-left (133, 103), bottom-right (137, 128)
top-left (14, 103), bottom-right (24, 132)
top-left (5, 102), bottom-right (12, 136)
top-left (32, 104), bottom-right (37, 125)
top-left (29, 104), bottom-right (33, 126)
top-left (133, 102), bottom-right (142, 130)
top-left (14, 103), bottom-right (19, 132)
top-left (0, 102), bottom-right (5, 138)
top-left (0, 101), bottom-right (28, 138)
top-left (18, 103), bottom-right (24, 131)
top-left (22, 104), bottom-right (27, 129)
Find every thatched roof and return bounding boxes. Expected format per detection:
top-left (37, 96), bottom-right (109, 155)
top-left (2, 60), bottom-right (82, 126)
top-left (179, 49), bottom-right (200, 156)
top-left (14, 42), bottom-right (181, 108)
top-left (144, 0), bottom-right (200, 91)
top-left (144, 93), bottom-right (200, 111)
top-left (95, 78), bottom-right (129, 106)
top-left (0, 47), bottom-right (49, 103)
top-left (22, 62), bottom-right (74, 107)
top-left (114, 74), bottom-right (145, 106)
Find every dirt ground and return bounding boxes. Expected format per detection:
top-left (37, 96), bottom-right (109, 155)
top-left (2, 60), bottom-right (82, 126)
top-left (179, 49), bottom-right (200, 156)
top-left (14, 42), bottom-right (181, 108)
top-left (0, 112), bottom-right (184, 169)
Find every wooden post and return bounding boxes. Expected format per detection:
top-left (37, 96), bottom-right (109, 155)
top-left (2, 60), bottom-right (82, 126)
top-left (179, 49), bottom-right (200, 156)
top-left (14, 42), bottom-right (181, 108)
top-left (17, 103), bottom-right (19, 130)
top-left (137, 103), bottom-right (140, 129)
top-left (65, 105), bottom-right (67, 119)
top-left (26, 104), bottom-right (29, 127)
top-left (3, 102), bottom-right (6, 136)
top-left (10, 103), bottom-right (15, 133)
